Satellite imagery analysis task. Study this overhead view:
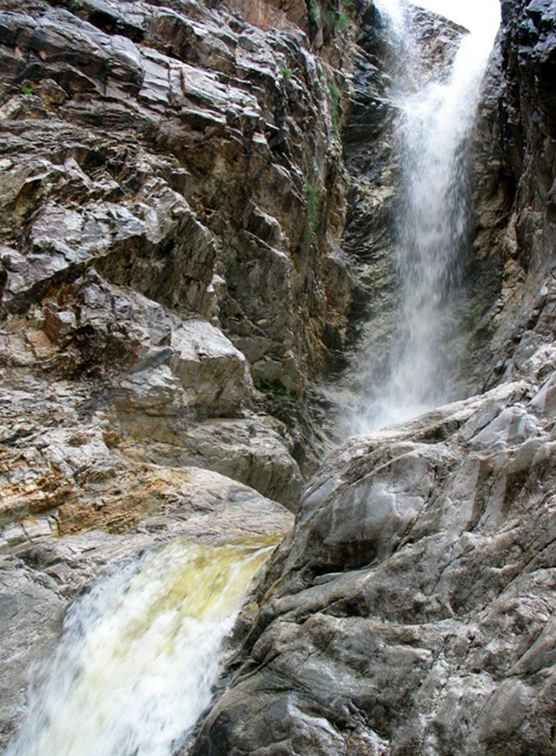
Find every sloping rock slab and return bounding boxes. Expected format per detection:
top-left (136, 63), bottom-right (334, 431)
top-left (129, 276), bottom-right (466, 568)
top-left (189, 378), bottom-right (556, 756)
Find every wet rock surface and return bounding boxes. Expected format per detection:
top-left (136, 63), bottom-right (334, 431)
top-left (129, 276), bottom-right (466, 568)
top-left (0, 271), bottom-right (299, 743)
top-left (468, 0), bottom-right (556, 394)
top-left (0, 468), bottom-right (293, 747)
top-left (1, 0), bottom-right (556, 754)
top-left (324, 5), bottom-right (465, 422)
top-left (186, 3), bottom-right (556, 754)
top-left (190, 375), bottom-right (556, 755)
top-left (0, 0), bottom-right (362, 746)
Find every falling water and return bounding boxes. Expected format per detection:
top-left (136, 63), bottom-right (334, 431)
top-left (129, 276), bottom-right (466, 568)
top-left (6, 538), bottom-right (275, 756)
top-left (4, 5), bottom-right (500, 752)
top-left (349, 0), bottom-right (499, 433)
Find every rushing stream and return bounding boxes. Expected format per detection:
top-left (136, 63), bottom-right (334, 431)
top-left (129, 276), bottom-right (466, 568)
top-left (348, 0), bottom-right (499, 433)
top-left (6, 539), bottom-right (275, 756)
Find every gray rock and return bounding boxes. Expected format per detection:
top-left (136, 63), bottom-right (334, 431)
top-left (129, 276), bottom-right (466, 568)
top-left (0, 271), bottom-right (302, 509)
top-left (189, 377), bottom-right (556, 755)
top-left (467, 0), bottom-right (556, 396)
top-left (0, 0), bottom-right (354, 444)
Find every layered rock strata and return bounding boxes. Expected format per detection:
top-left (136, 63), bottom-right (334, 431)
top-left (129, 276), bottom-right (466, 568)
top-left (468, 0), bottom-right (556, 393)
top-left (0, 0), bottom-right (363, 745)
top-left (2, 1), bottom-right (556, 754)
top-left (0, 0), bottom-right (360, 498)
top-left (187, 3), bottom-right (556, 754)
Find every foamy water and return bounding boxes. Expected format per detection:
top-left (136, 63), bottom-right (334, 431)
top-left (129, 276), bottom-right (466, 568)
top-left (347, 0), bottom-right (499, 434)
top-left (6, 539), bottom-right (275, 756)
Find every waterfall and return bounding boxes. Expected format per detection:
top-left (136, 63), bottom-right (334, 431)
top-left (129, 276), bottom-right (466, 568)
top-left (348, 0), bottom-right (499, 434)
top-left (5, 538), bottom-right (275, 756)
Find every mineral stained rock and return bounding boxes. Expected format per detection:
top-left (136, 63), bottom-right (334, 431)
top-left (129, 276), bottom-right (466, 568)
top-left (1, 0), bottom-right (556, 754)
top-left (0, 0), bottom-right (361, 744)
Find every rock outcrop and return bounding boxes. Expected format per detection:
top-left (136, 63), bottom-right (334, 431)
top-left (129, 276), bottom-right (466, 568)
top-left (1, 468), bottom-right (293, 747)
top-left (468, 0), bottom-right (556, 393)
top-left (187, 3), bottom-right (556, 754)
top-left (190, 377), bottom-right (556, 755)
top-left (0, 0), bottom-right (365, 746)
top-left (2, 0), bottom-right (556, 754)
top-left (0, 0), bottom-right (362, 493)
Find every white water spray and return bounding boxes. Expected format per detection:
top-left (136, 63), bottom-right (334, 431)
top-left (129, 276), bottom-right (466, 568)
top-left (349, 0), bottom-right (499, 433)
top-left (6, 539), bottom-right (275, 756)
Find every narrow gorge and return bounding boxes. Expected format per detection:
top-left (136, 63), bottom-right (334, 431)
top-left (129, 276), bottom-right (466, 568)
top-left (0, 1), bottom-right (555, 755)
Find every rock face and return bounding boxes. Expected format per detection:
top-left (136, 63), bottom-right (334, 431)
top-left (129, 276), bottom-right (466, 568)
top-left (189, 377), bottom-right (556, 755)
top-left (467, 0), bottom-right (556, 393)
top-left (0, 0), bottom-right (360, 485)
top-left (0, 0), bottom-right (365, 746)
top-left (2, 0), bottom-right (556, 754)
top-left (0, 468), bottom-right (293, 747)
top-left (187, 3), bottom-right (556, 754)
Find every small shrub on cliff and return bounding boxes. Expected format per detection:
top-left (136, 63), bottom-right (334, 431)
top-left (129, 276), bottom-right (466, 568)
top-left (21, 82), bottom-right (34, 96)
top-left (328, 80), bottom-right (342, 134)
top-left (280, 66), bottom-right (293, 79)
top-left (304, 182), bottom-right (321, 241)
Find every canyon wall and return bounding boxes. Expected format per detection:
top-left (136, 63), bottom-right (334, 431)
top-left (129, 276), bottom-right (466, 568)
top-left (0, 0), bottom-right (361, 745)
top-left (187, 3), bottom-right (556, 754)
top-left (0, 0), bottom-right (555, 753)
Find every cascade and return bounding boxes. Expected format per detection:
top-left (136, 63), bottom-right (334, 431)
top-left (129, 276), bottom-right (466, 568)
top-left (2, 4), bottom-right (502, 754)
top-left (348, 0), bottom-right (499, 434)
top-left (5, 539), bottom-right (275, 756)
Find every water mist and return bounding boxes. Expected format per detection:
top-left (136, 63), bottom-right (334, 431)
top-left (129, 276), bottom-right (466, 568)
top-left (348, 0), bottom-right (499, 434)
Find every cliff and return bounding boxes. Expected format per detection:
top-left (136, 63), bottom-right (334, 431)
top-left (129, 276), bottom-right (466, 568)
top-left (187, 3), bottom-right (556, 754)
top-left (1, 0), bottom-right (555, 754)
top-left (0, 0), bottom-right (361, 744)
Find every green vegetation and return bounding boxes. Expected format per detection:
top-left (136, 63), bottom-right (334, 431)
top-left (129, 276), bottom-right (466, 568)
top-left (307, 0), bottom-right (321, 26)
top-left (336, 9), bottom-right (350, 31)
top-left (280, 66), bottom-right (293, 79)
top-left (322, 0), bottom-right (354, 35)
top-left (304, 181), bottom-right (321, 241)
top-left (328, 79), bottom-right (342, 134)
top-left (21, 82), bottom-right (34, 96)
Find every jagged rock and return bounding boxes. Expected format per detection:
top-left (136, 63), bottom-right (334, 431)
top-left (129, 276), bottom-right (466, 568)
top-left (186, 4), bottom-right (556, 750)
top-left (0, 271), bottom-right (303, 512)
top-left (0, 0), bottom-right (365, 558)
top-left (0, 0), bottom-right (354, 415)
top-left (468, 0), bottom-right (556, 394)
top-left (189, 377), bottom-right (556, 755)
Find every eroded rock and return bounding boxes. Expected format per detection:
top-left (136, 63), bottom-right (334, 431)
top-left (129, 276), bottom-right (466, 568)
top-left (189, 377), bottom-right (556, 755)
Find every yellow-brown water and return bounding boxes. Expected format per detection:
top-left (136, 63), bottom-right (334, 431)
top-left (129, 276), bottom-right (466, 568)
top-left (6, 537), bottom-right (277, 756)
